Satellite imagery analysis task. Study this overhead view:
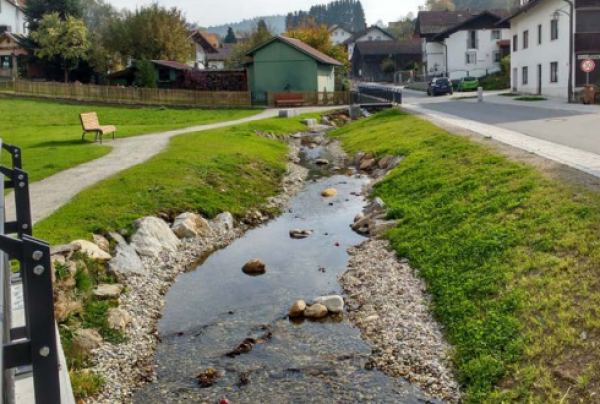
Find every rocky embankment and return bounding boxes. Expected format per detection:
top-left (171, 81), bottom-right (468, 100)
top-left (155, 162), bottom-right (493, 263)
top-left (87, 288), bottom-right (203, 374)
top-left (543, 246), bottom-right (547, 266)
top-left (51, 146), bottom-right (308, 404)
top-left (340, 152), bottom-right (462, 403)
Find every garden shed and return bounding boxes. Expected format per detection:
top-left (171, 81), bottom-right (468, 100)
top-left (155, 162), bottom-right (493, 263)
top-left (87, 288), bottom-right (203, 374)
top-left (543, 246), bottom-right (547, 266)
top-left (245, 36), bottom-right (342, 96)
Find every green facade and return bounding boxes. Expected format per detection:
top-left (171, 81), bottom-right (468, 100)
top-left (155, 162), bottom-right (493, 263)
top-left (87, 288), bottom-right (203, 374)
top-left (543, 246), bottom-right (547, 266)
top-left (248, 41), bottom-right (336, 94)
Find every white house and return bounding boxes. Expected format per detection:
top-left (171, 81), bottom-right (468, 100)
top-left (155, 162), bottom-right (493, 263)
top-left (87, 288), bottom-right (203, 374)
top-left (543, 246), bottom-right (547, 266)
top-left (188, 31), bottom-right (228, 69)
top-left (329, 24), bottom-right (353, 45)
top-left (415, 10), bottom-right (511, 80)
top-left (343, 26), bottom-right (394, 59)
top-left (504, 0), bottom-right (600, 99)
top-left (0, 0), bottom-right (26, 35)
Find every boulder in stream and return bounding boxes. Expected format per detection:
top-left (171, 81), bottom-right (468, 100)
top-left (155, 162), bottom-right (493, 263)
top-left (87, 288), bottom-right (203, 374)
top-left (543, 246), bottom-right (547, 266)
top-left (242, 259), bottom-right (266, 276)
top-left (289, 230), bottom-right (314, 239)
top-left (304, 303), bottom-right (328, 319)
top-left (321, 188), bottom-right (338, 197)
top-left (313, 295), bottom-right (345, 314)
top-left (289, 300), bottom-right (307, 317)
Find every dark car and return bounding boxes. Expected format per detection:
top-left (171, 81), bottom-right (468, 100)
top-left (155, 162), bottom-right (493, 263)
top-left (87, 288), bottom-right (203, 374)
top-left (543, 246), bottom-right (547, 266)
top-left (427, 78), bottom-right (453, 96)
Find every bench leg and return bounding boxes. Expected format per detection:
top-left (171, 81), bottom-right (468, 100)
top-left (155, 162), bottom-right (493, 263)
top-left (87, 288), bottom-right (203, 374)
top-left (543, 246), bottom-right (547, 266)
top-left (113, 131), bottom-right (115, 141)
top-left (82, 132), bottom-right (86, 143)
top-left (99, 131), bottom-right (103, 145)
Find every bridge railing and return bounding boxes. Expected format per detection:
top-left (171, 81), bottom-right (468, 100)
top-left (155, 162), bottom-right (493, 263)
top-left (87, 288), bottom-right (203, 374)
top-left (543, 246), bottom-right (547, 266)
top-left (0, 140), bottom-right (61, 404)
top-left (353, 85), bottom-right (402, 105)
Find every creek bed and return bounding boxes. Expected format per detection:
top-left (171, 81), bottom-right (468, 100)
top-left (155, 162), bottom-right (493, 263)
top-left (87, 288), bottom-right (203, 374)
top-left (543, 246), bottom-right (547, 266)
top-left (133, 142), bottom-right (441, 404)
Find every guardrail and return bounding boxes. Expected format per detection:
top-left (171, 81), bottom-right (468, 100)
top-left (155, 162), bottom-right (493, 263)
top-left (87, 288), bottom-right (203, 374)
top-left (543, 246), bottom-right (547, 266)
top-left (354, 85), bottom-right (402, 105)
top-left (0, 141), bottom-right (61, 404)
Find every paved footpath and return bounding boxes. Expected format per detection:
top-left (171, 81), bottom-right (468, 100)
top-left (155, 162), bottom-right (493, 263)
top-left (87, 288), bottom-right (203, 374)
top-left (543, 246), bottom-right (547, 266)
top-left (5, 107), bottom-right (332, 225)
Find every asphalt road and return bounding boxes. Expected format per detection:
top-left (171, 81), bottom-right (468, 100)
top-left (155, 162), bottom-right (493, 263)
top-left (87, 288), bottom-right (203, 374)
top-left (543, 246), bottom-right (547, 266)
top-left (402, 90), bottom-right (600, 155)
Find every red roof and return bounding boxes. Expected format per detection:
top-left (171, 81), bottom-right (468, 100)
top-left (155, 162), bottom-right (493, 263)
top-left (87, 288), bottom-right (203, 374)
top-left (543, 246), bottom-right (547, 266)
top-left (151, 60), bottom-right (192, 71)
top-left (247, 36), bottom-right (342, 66)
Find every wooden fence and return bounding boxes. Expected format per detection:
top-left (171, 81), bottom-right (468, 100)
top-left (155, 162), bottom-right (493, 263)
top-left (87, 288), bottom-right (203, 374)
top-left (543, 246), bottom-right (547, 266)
top-left (14, 81), bottom-right (252, 108)
top-left (267, 91), bottom-right (350, 107)
top-left (0, 81), bottom-right (15, 92)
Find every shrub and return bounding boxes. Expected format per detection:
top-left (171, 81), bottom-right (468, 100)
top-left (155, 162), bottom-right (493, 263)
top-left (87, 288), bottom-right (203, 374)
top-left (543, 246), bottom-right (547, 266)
top-left (134, 60), bottom-right (157, 88)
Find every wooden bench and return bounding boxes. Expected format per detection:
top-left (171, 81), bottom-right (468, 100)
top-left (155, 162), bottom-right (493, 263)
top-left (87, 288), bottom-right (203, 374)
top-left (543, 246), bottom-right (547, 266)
top-left (274, 93), bottom-right (305, 107)
top-left (80, 112), bottom-right (116, 144)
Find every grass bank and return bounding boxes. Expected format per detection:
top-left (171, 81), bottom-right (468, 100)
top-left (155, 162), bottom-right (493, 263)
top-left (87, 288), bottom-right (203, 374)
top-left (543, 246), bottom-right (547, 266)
top-left (0, 98), bottom-right (258, 182)
top-left (34, 115), bottom-right (314, 245)
top-left (331, 109), bottom-right (600, 403)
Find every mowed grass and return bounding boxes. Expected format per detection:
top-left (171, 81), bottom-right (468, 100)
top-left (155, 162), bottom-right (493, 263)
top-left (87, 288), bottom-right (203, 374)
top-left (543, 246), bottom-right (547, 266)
top-left (331, 109), bottom-right (600, 403)
top-left (0, 98), bottom-right (258, 182)
top-left (34, 115), bottom-right (313, 245)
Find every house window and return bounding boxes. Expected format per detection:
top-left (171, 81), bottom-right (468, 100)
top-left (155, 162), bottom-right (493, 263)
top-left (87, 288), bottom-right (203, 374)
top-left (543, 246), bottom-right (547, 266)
top-left (538, 24), bottom-right (542, 44)
top-left (468, 30), bottom-right (478, 49)
top-left (0, 56), bottom-right (11, 69)
top-left (493, 50), bottom-right (501, 63)
top-left (491, 30), bottom-right (501, 40)
top-left (368, 36), bottom-right (373, 40)
top-left (551, 19), bottom-right (558, 40)
top-left (513, 34), bottom-right (518, 51)
top-left (158, 69), bottom-right (170, 82)
top-left (550, 62), bottom-right (558, 83)
top-left (466, 52), bottom-right (477, 65)
top-left (0, 26), bottom-right (10, 35)
top-left (523, 30), bottom-right (529, 49)
top-left (522, 66), bottom-right (529, 85)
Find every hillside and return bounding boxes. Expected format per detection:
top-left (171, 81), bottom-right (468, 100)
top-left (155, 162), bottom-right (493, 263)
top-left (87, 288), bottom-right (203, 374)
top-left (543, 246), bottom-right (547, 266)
top-left (207, 15), bottom-right (286, 36)
top-left (454, 0), bottom-right (518, 10)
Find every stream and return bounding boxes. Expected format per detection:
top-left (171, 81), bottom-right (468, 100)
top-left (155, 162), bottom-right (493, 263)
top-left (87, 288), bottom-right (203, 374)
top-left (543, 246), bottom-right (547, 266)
top-left (133, 138), bottom-right (440, 404)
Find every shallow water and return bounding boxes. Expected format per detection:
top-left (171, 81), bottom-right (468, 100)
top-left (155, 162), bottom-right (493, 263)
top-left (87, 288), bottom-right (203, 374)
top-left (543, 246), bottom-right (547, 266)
top-left (133, 142), bottom-right (440, 404)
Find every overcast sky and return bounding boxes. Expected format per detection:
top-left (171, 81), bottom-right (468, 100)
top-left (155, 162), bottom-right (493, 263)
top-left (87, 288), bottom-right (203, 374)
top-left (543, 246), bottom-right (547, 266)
top-left (104, 0), bottom-right (424, 27)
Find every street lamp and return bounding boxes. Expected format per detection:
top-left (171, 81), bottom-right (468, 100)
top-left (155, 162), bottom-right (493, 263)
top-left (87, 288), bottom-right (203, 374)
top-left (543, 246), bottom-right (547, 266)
top-left (553, 2), bottom-right (574, 103)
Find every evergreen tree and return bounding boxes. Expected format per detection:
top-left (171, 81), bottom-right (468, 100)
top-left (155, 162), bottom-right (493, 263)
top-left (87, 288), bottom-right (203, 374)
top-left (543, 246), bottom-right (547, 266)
top-left (224, 27), bottom-right (237, 43)
top-left (286, 0), bottom-right (367, 32)
top-left (25, 0), bottom-right (83, 31)
top-left (134, 60), bottom-right (157, 88)
top-left (352, 1), bottom-right (366, 32)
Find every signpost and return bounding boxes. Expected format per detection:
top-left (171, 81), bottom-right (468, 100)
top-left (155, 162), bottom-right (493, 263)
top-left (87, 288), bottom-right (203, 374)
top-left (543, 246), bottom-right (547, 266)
top-left (581, 59), bottom-right (596, 85)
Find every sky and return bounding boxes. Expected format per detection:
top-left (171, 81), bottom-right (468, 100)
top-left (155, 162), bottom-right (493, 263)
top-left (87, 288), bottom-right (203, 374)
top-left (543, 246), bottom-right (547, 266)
top-left (103, 0), bottom-right (424, 27)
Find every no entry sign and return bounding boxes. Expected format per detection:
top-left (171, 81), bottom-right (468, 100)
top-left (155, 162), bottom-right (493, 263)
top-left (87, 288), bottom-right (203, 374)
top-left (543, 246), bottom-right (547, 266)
top-left (582, 59), bottom-right (596, 73)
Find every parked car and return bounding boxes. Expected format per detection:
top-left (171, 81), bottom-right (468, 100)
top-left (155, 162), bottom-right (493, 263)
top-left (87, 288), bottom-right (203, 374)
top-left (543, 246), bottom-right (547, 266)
top-left (427, 78), bottom-right (453, 96)
top-left (457, 77), bottom-right (480, 92)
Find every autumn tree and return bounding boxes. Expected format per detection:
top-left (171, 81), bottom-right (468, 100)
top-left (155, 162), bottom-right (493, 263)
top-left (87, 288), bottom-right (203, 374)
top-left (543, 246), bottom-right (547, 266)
top-left (226, 19), bottom-right (274, 68)
top-left (284, 19), bottom-right (350, 75)
top-left (420, 0), bottom-right (456, 11)
top-left (103, 3), bottom-right (190, 63)
top-left (30, 13), bottom-right (91, 82)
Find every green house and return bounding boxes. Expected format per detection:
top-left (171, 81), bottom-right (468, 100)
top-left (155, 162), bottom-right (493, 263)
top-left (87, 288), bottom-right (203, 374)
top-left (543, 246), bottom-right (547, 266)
top-left (246, 36), bottom-right (342, 95)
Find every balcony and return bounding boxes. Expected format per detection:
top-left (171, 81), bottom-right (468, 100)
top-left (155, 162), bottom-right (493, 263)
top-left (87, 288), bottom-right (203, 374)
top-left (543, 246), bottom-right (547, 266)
top-left (575, 33), bottom-right (600, 53)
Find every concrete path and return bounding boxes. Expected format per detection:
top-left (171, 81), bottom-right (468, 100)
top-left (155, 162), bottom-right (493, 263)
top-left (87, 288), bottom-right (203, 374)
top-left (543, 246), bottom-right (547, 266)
top-left (5, 107), bottom-right (335, 225)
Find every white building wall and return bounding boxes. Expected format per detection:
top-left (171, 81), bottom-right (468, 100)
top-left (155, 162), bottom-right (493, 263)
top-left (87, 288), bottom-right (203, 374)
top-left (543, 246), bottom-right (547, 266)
top-left (355, 27), bottom-right (393, 43)
top-left (424, 41), bottom-right (445, 75)
top-left (510, 0), bottom-right (571, 98)
top-left (445, 28), bottom-right (509, 79)
top-left (330, 27), bottom-right (352, 45)
top-left (0, 0), bottom-right (27, 35)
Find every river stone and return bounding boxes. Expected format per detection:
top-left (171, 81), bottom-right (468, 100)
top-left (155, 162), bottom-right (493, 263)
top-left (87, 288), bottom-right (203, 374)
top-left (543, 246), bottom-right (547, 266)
top-left (70, 329), bottom-right (103, 357)
top-left (354, 212), bottom-right (365, 223)
top-left (171, 212), bottom-right (213, 239)
top-left (313, 295), bottom-right (345, 314)
top-left (93, 234), bottom-right (110, 252)
top-left (304, 303), bottom-right (328, 319)
top-left (354, 152), bottom-right (365, 166)
top-left (289, 300), bottom-right (307, 317)
top-left (369, 220), bottom-right (398, 236)
top-left (378, 155), bottom-right (394, 169)
top-left (301, 118), bottom-right (318, 127)
top-left (289, 229), bottom-right (314, 239)
top-left (387, 156), bottom-right (404, 170)
top-left (211, 212), bottom-right (235, 234)
top-left (107, 308), bottom-right (132, 331)
top-left (359, 158), bottom-right (377, 171)
top-left (131, 216), bottom-right (180, 258)
top-left (315, 159), bottom-right (329, 165)
top-left (364, 197), bottom-right (385, 215)
top-left (72, 240), bottom-right (112, 262)
top-left (242, 259), bottom-right (266, 276)
top-left (108, 232), bottom-right (146, 279)
top-left (321, 188), bottom-right (338, 197)
top-left (93, 283), bottom-right (123, 299)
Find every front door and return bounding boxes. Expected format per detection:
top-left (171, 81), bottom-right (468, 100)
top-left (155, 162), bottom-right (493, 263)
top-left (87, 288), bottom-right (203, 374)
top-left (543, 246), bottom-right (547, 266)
top-left (537, 64), bottom-right (542, 95)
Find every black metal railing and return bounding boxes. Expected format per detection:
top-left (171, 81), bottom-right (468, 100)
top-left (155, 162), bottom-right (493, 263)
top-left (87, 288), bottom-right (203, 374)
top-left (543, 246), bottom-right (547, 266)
top-left (1, 141), bottom-right (61, 404)
top-left (354, 85), bottom-right (403, 105)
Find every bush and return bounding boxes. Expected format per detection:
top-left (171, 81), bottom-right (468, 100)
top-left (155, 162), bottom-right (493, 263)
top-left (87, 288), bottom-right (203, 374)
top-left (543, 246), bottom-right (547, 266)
top-left (381, 58), bottom-right (397, 74)
top-left (134, 60), bottom-right (157, 88)
top-left (479, 74), bottom-right (510, 91)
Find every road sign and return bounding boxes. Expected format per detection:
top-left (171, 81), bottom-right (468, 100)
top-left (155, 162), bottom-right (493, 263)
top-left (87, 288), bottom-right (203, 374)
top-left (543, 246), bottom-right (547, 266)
top-left (581, 59), bottom-right (596, 73)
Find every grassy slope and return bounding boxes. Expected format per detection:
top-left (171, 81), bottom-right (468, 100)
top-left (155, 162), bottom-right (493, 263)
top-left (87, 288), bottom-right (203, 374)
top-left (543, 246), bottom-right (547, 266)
top-left (0, 98), bottom-right (258, 182)
top-left (331, 109), bottom-right (600, 403)
top-left (34, 115), bottom-right (313, 245)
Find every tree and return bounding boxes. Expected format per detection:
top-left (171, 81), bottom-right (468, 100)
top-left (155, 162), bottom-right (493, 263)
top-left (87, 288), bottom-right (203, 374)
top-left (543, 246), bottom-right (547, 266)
top-left (286, 1), bottom-right (366, 32)
top-left (381, 58), bottom-right (397, 73)
top-left (389, 13), bottom-right (416, 39)
top-left (25, 0), bottom-right (83, 31)
top-left (284, 19), bottom-right (350, 75)
top-left (30, 13), bottom-right (91, 82)
top-left (103, 3), bottom-right (190, 63)
top-left (134, 60), bottom-right (157, 88)
top-left (226, 19), bottom-right (274, 68)
top-left (352, 1), bottom-right (367, 32)
top-left (420, 0), bottom-right (456, 11)
top-left (224, 27), bottom-right (237, 44)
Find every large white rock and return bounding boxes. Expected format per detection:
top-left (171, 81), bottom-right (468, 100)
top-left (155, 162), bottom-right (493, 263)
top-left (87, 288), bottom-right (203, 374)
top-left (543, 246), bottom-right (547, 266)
top-left (279, 109), bottom-right (298, 118)
top-left (107, 308), bottom-right (132, 331)
top-left (108, 232), bottom-right (146, 279)
top-left (70, 329), bottom-right (103, 357)
top-left (93, 283), bottom-right (123, 299)
top-left (72, 240), bottom-right (112, 262)
top-left (171, 212), bottom-right (213, 239)
top-left (93, 234), bottom-right (110, 252)
top-left (210, 212), bottom-right (235, 234)
top-left (313, 295), bottom-right (345, 314)
top-left (131, 216), bottom-right (180, 258)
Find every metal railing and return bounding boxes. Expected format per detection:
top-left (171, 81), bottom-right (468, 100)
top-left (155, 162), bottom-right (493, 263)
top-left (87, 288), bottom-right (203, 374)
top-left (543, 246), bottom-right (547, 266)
top-left (0, 141), bottom-right (61, 404)
top-left (353, 85), bottom-right (403, 106)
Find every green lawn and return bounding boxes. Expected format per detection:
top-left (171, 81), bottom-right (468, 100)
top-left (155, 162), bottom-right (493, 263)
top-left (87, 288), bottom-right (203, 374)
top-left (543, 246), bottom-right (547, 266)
top-left (0, 98), bottom-right (258, 182)
top-left (34, 115), bottom-right (313, 245)
top-left (331, 109), bottom-right (600, 404)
